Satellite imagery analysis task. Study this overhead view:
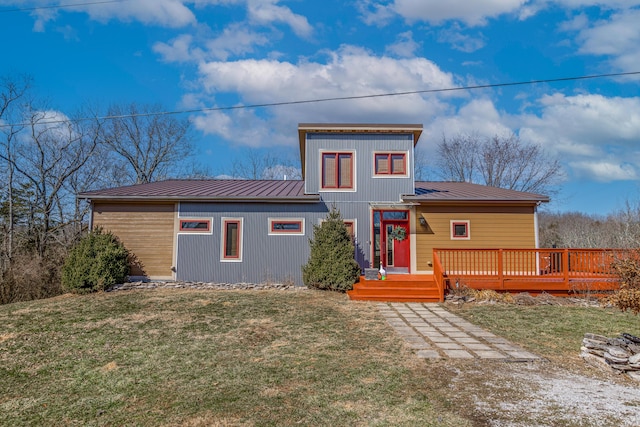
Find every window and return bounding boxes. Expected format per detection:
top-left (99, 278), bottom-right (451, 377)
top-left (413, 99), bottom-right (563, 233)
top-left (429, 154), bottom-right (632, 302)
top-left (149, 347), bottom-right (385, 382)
top-left (221, 218), bottom-right (243, 261)
top-left (374, 152), bottom-right (407, 176)
top-left (178, 219), bottom-right (212, 233)
top-left (450, 220), bottom-right (470, 240)
top-left (343, 220), bottom-right (356, 241)
top-left (321, 152), bottom-right (354, 189)
top-left (269, 218), bottom-right (305, 235)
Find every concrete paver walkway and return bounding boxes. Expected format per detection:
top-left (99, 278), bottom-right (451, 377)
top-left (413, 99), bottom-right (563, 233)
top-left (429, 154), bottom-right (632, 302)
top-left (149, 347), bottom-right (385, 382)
top-left (378, 302), bottom-right (541, 361)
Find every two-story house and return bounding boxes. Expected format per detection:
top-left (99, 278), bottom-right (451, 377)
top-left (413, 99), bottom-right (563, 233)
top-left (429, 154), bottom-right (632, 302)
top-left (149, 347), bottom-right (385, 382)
top-left (79, 123), bottom-right (549, 287)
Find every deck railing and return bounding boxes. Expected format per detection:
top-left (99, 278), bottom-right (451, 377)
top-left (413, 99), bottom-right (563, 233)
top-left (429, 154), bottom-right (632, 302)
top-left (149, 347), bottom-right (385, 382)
top-left (432, 248), bottom-right (628, 295)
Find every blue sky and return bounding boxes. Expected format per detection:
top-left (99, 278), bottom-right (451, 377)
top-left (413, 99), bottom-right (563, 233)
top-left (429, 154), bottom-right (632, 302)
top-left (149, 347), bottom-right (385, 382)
top-left (1, 0), bottom-right (640, 215)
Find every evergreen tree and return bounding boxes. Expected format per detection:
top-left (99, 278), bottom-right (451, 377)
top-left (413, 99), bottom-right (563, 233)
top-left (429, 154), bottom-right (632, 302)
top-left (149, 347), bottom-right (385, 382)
top-left (302, 207), bottom-right (361, 291)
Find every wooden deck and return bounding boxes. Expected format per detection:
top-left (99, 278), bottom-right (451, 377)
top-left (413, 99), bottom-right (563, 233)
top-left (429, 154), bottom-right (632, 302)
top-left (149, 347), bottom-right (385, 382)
top-left (347, 248), bottom-right (626, 302)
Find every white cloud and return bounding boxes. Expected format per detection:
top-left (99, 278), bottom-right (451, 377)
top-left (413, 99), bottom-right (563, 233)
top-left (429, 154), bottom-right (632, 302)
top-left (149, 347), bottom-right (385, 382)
top-left (205, 24), bottom-right (271, 60)
top-left (518, 93), bottom-right (640, 181)
top-left (572, 8), bottom-right (640, 71)
top-left (192, 46), bottom-right (457, 147)
top-left (369, 0), bottom-right (528, 26)
top-left (154, 34), bottom-right (203, 63)
top-left (569, 160), bottom-right (637, 181)
top-left (437, 24), bottom-right (486, 52)
top-left (247, 0), bottom-right (313, 38)
top-left (385, 31), bottom-right (420, 58)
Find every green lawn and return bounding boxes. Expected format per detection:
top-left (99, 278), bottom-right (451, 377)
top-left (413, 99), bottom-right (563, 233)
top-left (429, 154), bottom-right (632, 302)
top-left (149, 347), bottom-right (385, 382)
top-left (0, 290), bottom-right (465, 427)
top-left (448, 303), bottom-right (640, 361)
top-left (1, 290), bottom-right (639, 426)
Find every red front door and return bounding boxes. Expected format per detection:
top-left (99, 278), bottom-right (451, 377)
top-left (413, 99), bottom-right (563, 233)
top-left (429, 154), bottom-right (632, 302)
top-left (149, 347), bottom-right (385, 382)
top-left (382, 220), bottom-right (410, 269)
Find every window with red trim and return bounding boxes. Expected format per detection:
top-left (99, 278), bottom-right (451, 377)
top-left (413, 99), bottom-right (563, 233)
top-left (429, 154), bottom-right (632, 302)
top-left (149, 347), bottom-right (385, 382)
top-left (451, 221), bottom-right (470, 239)
top-left (269, 218), bottom-right (304, 235)
top-left (343, 220), bottom-right (355, 240)
top-left (221, 218), bottom-right (243, 261)
top-left (179, 219), bottom-right (211, 232)
top-left (374, 153), bottom-right (406, 175)
top-left (322, 152), bottom-right (353, 189)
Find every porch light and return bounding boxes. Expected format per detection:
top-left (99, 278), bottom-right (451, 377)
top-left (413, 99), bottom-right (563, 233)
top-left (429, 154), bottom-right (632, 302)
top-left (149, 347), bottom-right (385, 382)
top-left (419, 216), bottom-right (427, 227)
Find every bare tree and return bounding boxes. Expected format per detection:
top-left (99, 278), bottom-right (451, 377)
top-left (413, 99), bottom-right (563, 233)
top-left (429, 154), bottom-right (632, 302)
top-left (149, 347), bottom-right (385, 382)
top-left (1, 108), bottom-right (101, 258)
top-left (438, 133), bottom-right (562, 195)
top-left (229, 148), bottom-right (301, 180)
top-left (436, 133), bottom-right (480, 183)
top-left (99, 103), bottom-right (193, 185)
top-left (0, 74), bottom-right (32, 264)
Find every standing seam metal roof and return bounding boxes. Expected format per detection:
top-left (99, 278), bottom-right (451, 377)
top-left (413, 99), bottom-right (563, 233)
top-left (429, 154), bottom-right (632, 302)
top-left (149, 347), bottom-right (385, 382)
top-left (79, 179), bottom-right (549, 203)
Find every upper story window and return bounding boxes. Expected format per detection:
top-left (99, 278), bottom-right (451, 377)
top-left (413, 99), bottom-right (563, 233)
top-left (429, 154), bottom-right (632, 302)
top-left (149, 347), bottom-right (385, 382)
top-left (321, 152), bottom-right (354, 190)
top-left (374, 152), bottom-right (407, 176)
top-left (450, 220), bottom-right (470, 240)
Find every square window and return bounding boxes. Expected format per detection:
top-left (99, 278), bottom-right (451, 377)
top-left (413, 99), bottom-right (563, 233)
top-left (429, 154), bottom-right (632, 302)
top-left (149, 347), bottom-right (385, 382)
top-left (451, 221), bottom-right (470, 240)
top-left (321, 152), bottom-right (354, 189)
top-left (374, 152), bottom-right (407, 176)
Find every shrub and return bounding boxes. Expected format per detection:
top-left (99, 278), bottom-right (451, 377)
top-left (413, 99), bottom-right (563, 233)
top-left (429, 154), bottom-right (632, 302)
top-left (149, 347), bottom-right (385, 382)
top-left (610, 253), bottom-right (640, 314)
top-left (61, 228), bottom-right (129, 294)
top-left (302, 207), bottom-right (361, 292)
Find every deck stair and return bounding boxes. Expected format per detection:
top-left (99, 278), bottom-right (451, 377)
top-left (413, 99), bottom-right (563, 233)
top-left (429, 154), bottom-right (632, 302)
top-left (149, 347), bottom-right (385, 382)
top-left (347, 274), bottom-right (442, 302)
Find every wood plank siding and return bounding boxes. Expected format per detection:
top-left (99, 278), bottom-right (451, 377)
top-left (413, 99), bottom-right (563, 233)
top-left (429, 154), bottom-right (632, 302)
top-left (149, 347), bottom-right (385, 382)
top-left (415, 205), bottom-right (537, 272)
top-left (91, 202), bottom-right (176, 279)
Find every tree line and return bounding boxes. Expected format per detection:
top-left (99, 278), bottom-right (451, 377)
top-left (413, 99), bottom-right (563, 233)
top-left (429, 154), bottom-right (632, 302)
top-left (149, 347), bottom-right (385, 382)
top-left (0, 75), bottom-right (195, 302)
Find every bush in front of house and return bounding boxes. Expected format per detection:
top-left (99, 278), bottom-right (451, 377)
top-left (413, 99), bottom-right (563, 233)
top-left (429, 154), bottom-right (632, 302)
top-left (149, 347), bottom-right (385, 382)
top-left (61, 228), bottom-right (130, 294)
top-left (302, 207), bottom-right (361, 292)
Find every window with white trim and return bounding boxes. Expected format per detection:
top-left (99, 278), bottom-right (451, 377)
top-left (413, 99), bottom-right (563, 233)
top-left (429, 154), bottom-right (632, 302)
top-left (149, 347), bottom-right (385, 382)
top-left (221, 217), bottom-right (243, 261)
top-left (374, 152), bottom-right (407, 176)
top-left (269, 218), bottom-right (305, 235)
top-left (450, 220), bottom-right (470, 240)
top-left (178, 218), bottom-right (212, 233)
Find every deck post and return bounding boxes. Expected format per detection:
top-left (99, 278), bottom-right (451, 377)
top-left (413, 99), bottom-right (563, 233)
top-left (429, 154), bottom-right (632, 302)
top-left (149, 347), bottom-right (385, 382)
top-left (498, 249), bottom-right (504, 289)
top-left (563, 249), bottom-right (570, 287)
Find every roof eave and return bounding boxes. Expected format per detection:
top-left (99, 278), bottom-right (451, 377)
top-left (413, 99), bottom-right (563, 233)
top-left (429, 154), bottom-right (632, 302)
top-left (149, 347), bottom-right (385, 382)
top-left (79, 195), bottom-right (321, 203)
top-left (402, 197), bottom-right (550, 204)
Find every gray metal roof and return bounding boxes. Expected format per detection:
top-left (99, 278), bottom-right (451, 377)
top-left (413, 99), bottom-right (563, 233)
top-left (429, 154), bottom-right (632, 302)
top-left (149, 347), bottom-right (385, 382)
top-left (407, 181), bottom-right (549, 203)
top-left (79, 179), bottom-right (318, 202)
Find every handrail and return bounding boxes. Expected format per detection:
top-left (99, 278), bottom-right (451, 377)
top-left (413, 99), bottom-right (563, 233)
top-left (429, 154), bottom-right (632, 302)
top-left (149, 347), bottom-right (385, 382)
top-left (432, 248), bottom-right (627, 294)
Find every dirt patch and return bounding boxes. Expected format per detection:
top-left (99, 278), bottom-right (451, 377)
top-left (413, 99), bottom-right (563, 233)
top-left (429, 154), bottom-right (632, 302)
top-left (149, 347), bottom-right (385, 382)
top-left (442, 360), bottom-right (640, 426)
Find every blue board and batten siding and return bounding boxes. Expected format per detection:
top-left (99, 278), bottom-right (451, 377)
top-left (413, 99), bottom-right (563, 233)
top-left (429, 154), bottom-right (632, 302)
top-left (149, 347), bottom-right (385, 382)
top-left (176, 202), bottom-right (328, 285)
top-left (175, 131), bottom-right (417, 285)
top-left (304, 133), bottom-right (415, 201)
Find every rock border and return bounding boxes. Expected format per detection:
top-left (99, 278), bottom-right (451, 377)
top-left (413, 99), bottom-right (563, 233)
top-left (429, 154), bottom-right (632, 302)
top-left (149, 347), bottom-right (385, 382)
top-left (107, 281), bottom-right (306, 292)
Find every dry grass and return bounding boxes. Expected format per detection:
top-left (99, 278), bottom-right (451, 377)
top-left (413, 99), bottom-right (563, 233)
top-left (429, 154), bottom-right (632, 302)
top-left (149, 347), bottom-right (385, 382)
top-left (0, 289), bottom-right (468, 427)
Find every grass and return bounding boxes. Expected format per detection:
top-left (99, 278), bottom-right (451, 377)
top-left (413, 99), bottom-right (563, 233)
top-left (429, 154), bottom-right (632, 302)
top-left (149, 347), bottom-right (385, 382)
top-left (2, 289), bottom-right (639, 426)
top-left (447, 303), bottom-right (640, 361)
top-left (0, 290), bottom-right (467, 427)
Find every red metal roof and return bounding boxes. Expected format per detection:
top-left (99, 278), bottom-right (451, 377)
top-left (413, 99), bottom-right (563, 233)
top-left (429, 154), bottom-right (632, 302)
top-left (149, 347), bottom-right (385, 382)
top-left (79, 179), bottom-right (548, 204)
top-left (408, 181), bottom-right (549, 203)
top-left (79, 179), bottom-right (317, 202)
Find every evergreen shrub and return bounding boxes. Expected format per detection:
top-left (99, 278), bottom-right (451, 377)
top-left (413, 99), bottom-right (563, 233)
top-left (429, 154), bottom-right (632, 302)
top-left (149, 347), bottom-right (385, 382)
top-left (302, 207), bottom-right (361, 291)
top-left (61, 228), bottom-right (130, 294)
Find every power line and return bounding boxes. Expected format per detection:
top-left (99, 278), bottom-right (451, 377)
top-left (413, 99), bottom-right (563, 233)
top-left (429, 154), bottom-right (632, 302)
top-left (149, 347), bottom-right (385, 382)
top-left (1, 70), bottom-right (639, 128)
top-left (0, 0), bottom-right (127, 13)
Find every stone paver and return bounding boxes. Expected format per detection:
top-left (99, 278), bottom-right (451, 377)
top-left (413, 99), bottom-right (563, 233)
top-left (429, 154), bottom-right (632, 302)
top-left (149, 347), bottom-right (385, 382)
top-left (379, 302), bottom-right (542, 361)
